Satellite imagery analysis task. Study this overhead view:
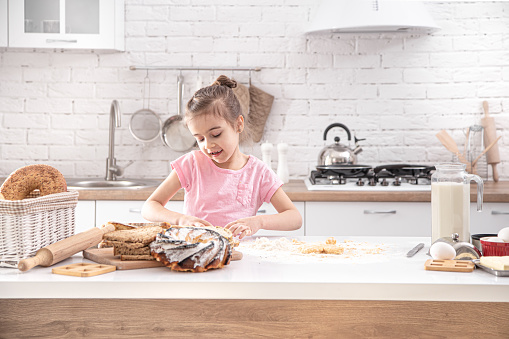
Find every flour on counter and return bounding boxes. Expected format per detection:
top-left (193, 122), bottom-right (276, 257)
top-left (238, 237), bottom-right (396, 264)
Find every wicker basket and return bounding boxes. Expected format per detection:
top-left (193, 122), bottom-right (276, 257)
top-left (0, 190), bottom-right (79, 268)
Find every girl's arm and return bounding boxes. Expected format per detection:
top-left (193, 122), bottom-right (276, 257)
top-left (141, 170), bottom-right (212, 227)
top-left (225, 187), bottom-right (302, 238)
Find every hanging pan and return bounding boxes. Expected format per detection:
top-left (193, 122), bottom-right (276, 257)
top-left (161, 74), bottom-right (197, 151)
top-left (129, 73), bottom-right (162, 143)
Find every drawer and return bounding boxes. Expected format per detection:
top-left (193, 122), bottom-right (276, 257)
top-left (305, 201), bottom-right (431, 237)
top-left (471, 203), bottom-right (509, 234)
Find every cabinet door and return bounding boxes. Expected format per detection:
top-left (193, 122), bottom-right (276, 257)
top-left (74, 200), bottom-right (95, 233)
top-left (0, 0), bottom-right (7, 46)
top-left (8, 0), bottom-right (124, 50)
top-left (471, 203), bottom-right (509, 234)
top-left (305, 202), bottom-right (431, 237)
top-left (254, 202), bottom-right (305, 237)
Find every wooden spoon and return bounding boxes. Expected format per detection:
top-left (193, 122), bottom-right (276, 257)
top-left (435, 130), bottom-right (468, 164)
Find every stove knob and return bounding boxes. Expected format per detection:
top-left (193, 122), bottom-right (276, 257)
top-left (393, 177), bottom-right (401, 186)
top-left (356, 179), bottom-right (365, 186)
top-left (368, 178), bottom-right (377, 186)
top-left (381, 178), bottom-right (389, 186)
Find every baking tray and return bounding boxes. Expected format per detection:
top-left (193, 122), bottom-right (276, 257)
top-left (473, 259), bottom-right (509, 277)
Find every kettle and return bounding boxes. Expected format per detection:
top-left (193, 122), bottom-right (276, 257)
top-left (318, 123), bottom-right (364, 166)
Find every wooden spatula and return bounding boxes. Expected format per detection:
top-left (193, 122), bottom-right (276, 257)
top-left (435, 130), bottom-right (468, 165)
top-left (481, 101), bottom-right (500, 181)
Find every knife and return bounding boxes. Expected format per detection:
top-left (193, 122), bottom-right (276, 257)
top-left (406, 243), bottom-right (424, 257)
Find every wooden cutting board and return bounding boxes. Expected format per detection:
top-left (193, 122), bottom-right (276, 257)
top-left (83, 247), bottom-right (242, 270)
top-left (424, 259), bottom-right (474, 272)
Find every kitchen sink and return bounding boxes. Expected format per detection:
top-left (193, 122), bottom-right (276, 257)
top-left (66, 178), bottom-right (161, 190)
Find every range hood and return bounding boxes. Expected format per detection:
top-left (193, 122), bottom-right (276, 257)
top-left (307, 0), bottom-right (440, 34)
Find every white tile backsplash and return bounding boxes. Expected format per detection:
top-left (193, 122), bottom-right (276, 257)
top-left (0, 1), bottom-right (508, 180)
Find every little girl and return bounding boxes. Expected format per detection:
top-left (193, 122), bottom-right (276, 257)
top-left (142, 75), bottom-right (302, 239)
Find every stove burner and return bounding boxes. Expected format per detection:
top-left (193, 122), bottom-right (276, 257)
top-left (309, 164), bottom-right (435, 187)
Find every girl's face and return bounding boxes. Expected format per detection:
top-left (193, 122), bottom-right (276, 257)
top-left (187, 113), bottom-right (244, 169)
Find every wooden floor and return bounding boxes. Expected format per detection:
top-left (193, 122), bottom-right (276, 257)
top-left (1, 299), bottom-right (508, 338)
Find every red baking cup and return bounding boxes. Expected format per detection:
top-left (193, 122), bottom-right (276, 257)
top-left (480, 237), bottom-right (509, 256)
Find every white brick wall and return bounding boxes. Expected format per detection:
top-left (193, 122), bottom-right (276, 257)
top-left (0, 1), bottom-right (508, 182)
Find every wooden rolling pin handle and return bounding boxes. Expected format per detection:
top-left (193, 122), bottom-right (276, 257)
top-left (493, 164), bottom-right (499, 182)
top-left (17, 224), bottom-right (115, 272)
top-left (18, 249), bottom-right (52, 272)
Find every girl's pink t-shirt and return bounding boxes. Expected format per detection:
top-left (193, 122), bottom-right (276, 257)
top-left (171, 150), bottom-right (283, 227)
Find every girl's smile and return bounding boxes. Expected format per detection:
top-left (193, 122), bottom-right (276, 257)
top-left (187, 113), bottom-right (247, 170)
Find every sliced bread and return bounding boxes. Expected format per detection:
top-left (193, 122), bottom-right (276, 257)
top-left (103, 226), bottom-right (164, 244)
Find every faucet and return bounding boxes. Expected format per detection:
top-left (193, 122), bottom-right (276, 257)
top-left (105, 100), bottom-right (133, 181)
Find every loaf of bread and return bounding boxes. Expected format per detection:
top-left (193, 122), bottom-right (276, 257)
top-left (480, 256), bottom-right (509, 270)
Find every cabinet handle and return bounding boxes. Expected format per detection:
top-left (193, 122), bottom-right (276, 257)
top-left (46, 39), bottom-right (78, 43)
top-left (364, 210), bottom-right (397, 214)
top-left (129, 208), bottom-right (141, 213)
top-left (492, 210), bottom-right (509, 215)
top-left (257, 209), bottom-right (267, 214)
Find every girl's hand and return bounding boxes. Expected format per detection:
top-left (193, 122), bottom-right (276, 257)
top-left (225, 216), bottom-right (262, 239)
top-left (177, 215), bottom-right (212, 228)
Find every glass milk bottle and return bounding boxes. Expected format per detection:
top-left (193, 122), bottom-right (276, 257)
top-left (431, 163), bottom-right (483, 243)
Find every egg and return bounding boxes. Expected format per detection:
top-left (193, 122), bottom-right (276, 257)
top-left (430, 242), bottom-right (456, 260)
top-left (497, 227), bottom-right (509, 242)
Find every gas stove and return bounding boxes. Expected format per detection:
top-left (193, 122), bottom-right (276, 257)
top-left (305, 164), bottom-right (435, 191)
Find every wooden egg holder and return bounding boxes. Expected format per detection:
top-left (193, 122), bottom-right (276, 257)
top-left (52, 263), bottom-right (116, 277)
top-left (424, 259), bottom-right (474, 272)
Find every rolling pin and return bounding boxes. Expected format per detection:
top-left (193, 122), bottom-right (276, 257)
top-left (18, 223), bottom-right (115, 272)
top-left (481, 101), bottom-right (500, 181)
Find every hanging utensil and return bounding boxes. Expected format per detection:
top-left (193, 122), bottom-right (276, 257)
top-left (129, 73), bottom-right (162, 143)
top-left (161, 73), bottom-right (197, 152)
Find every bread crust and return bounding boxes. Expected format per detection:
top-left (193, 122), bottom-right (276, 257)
top-left (0, 164), bottom-right (67, 200)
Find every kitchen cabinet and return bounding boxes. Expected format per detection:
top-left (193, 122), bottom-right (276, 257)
top-left (74, 200), bottom-right (95, 233)
top-left (305, 202), bottom-right (431, 237)
top-left (8, 0), bottom-right (124, 50)
top-left (0, 0), bottom-right (7, 47)
top-left (471, 203), bottom-right (509, 234)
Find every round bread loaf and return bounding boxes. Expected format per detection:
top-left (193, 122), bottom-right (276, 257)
top-left (0, 164), bottom-right (67, 200)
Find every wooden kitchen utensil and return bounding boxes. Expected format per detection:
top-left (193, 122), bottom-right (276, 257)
top-left (472, 135), bottom-right (501, 167)
top-left (481, 101), bottom-right (500, 182)
top-left (52, 263), bottom-right (116, 277)
top-left (435, 130), bottom-right (468, 165)
top-left (424, 259), bottom-right (474, 272)
top-left (17, 223), bottom-right (116, 272)
top-left (83, 247), bottom-right (243, 270)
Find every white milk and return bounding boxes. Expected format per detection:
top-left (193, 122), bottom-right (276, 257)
top-left (431, 182), bottom-right (470, 243)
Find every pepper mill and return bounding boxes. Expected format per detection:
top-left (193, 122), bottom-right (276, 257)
top-left (277, 143), bottom-right (289, 183)
top-left (261, 141), bottom-right (273, 170)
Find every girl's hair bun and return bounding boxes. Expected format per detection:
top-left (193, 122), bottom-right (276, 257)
top-left (212, 75), bottom-right (237, 89)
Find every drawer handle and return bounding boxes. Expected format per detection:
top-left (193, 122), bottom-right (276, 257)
top-left (364, 210), bottom-right (397, 214)
top-left (257, 209), bottom-right (267, 214)
top-left (492, 211), bottom-right (509, 215)
top-left (129, 208), bottom-right (141, 213)
top-left (46, 39), bottom-right (78, 43)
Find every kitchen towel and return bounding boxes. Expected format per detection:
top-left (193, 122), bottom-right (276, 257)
top-left (233, 82), bottom-right (250, 118)
top-left (248, 85), bottom-right (274, 143)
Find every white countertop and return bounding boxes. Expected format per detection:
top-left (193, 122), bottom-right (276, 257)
top-left (1, 236), bottom-right (508, 302)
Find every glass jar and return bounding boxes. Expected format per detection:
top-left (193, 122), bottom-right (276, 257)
top-left (431, 163), bottom-right (483, 243)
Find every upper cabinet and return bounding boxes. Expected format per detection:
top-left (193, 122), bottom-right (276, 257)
top-left (8, 0), bottom-right (124, 51)
top-left (0, 0), bottom-right (7, 47)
